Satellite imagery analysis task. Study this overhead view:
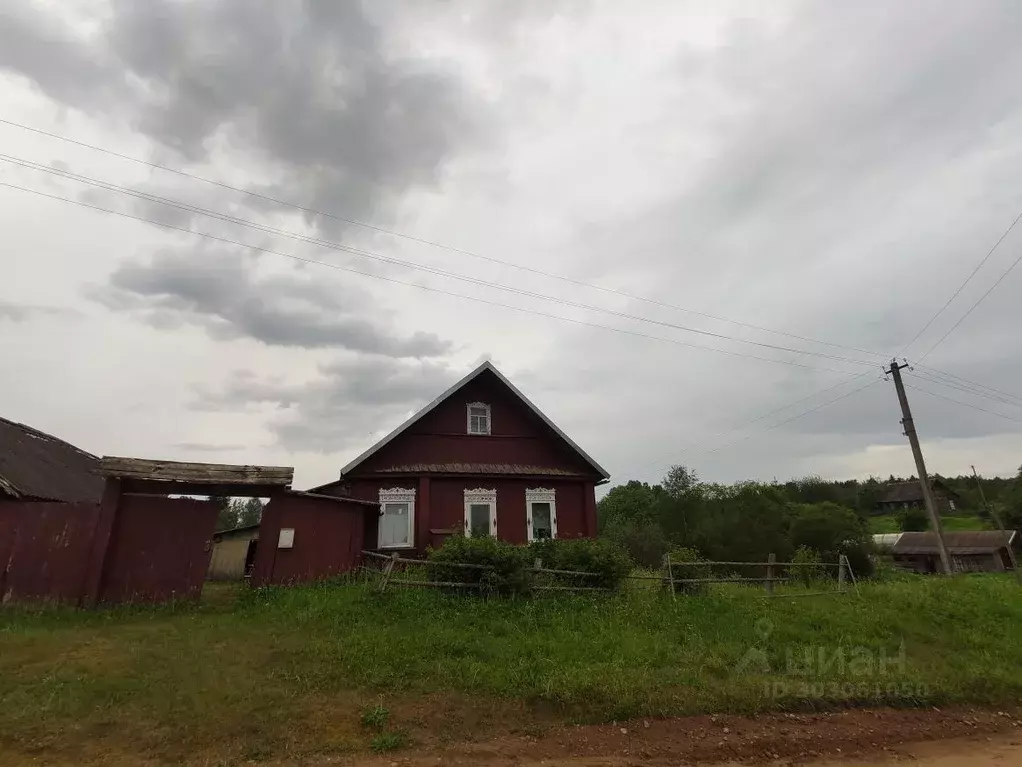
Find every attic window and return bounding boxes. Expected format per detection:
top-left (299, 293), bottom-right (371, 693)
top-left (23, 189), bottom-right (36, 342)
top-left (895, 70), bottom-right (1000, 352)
top-left (467, 402), bottom-right (491, 435)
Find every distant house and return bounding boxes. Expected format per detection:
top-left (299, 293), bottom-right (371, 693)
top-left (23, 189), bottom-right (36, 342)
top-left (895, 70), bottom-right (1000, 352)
top-left (207, 524), bottom-right (260, 581)
top-left (311, 361), bottom-right (610, 555)
top-left (0, 416), bottom-right (104, 503)
top-left (876, 479), bottom-right (961, 515)
top-left (889, 531), bottom-right (1017, 574)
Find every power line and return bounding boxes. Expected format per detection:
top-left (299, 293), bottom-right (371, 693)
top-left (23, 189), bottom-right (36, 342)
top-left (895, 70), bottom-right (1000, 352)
top-left (897, 205), bottom-right (1022, 357)
top-left (0, 116), bottom-right (890, 361)
top-left (0, 178), bottom-right (862, 375)
top-left (904, 383), bottom-right (1022, 424)
top-left (700, 377), bottom-right (883, 457)
top-left (909, 369), bottom-right (1022, 410)
top-left (915, 245), bottom-right (1022, 362)
top-left (627, 371), bottom-right (881, 478)
top-left (913, 364), bottom-right (1022, 405)
top-left (0, 152), bottom-right (880, 369)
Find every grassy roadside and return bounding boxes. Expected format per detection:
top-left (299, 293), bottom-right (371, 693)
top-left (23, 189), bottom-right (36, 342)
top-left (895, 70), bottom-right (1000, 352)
top-left (1, 574), bottom-right (1021, 763)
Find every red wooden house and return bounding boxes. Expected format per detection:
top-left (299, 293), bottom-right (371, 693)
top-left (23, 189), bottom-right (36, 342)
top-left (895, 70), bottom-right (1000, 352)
top-left (311, 361), bottom-right (609, 554)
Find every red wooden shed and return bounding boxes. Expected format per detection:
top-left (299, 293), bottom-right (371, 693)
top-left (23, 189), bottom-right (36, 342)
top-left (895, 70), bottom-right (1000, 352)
top-left (311, 361), bottom-right (610, 555)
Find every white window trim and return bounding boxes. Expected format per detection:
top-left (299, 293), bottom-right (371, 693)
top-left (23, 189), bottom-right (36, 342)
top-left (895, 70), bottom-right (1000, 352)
top-left (378, 488), bottom-right (415, 549)
top-left (525, 487), bottom-right (557, 542)
top-left (466, 401), bottom-right (491, 435)
top-left (464, 488), bottom-right (497, 537)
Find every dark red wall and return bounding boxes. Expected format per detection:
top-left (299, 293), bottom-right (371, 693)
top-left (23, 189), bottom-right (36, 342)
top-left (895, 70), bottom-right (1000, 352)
top-left (250, 494), bottom-right (369, 586)
top-left (345, 477), bottom-right (595, 554)
top-left (0, 501), bottom-right (100, 604)
top-left (356, 373), bottom-right (596, 476)
top-left (99, 495), bottom-right (217, 604)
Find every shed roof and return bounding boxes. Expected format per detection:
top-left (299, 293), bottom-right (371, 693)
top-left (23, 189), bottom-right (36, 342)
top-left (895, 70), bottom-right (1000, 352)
top-left (333, 361), bottom-right (610, 481)
top-left (0, 416), bottom-right (104, 503)
top-left (879, 479), bottom-right (959, 504)
top-left (892, 530), bottom-right (1015, 555)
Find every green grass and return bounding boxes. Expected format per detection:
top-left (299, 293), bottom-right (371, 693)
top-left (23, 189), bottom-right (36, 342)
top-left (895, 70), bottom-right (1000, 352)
top-left (868, 512), bottom-right (990, 534)
top-left (1, 575), bottom-right (1021, 763)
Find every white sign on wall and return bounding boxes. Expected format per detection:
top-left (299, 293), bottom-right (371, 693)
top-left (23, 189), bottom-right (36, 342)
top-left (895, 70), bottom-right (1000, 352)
top-left (278, 528), bottom-right (295, 549)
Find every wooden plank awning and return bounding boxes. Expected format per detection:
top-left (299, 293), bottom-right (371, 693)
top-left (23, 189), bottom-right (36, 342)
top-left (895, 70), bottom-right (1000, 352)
top-left (96, 457), bottom-right (293, 496)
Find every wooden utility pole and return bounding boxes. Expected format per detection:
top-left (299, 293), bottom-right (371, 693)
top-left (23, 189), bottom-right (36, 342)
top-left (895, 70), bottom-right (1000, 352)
top-left (971, 465), bottom-right (1019, 577)
top-left (885, 360), bottom-right (953, 574)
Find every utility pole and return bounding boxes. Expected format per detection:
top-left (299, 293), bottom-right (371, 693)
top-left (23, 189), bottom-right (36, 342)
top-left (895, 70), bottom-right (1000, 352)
top-left (971, 464), bottom-right (1019, 577)
top-left (885, 360), bottom-right (952, 574)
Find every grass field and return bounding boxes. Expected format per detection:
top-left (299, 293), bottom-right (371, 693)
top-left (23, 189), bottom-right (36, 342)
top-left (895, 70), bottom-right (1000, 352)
top-left (868, 512), bottom-right (990, 534)
top-left (1, 574), bottom-right (1021, 764)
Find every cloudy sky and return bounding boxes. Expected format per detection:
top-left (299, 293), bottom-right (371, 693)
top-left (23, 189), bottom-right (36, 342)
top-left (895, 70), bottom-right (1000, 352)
top-left (2, 0), bottom-right (1021, 490)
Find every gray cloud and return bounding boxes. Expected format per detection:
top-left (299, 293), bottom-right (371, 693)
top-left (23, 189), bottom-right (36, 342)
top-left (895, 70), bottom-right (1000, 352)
top-left (90, 245), bottom-right (451, 357)
top-left (172, 442), bottom-right (248, 453)
top-left (0, 0), bottom-right (487, 238)
top-left (0, 302), bottom-right (77, 322)
top-left (194, 357), bottom-right (458, 451)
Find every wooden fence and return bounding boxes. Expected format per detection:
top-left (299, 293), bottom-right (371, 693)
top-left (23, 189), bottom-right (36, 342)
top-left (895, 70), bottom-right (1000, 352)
top-left (361, 550), bottom-right (856, 598)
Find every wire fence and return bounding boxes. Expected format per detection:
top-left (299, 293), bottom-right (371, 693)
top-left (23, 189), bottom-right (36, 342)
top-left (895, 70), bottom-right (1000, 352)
top-left (360, 550), bottom-right (857, 598)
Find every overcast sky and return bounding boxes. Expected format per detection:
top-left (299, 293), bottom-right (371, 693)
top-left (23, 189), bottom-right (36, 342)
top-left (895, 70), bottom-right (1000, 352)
top-left (2, 0), bottom-right (1021, 490)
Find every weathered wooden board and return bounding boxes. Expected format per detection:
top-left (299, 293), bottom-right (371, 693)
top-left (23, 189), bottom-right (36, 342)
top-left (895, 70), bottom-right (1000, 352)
top-left (96, 457), bottom-right (293, 485)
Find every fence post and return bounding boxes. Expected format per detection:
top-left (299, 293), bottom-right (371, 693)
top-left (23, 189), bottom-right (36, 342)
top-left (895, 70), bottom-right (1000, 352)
top-left (377, 552), bottom-right (398, 593)
top-left (838, 554), bottom-right (847, 592)
top-left (765, 553), bottom-right (776, 596)
top-left (662, 553), bottom-right (676, 600)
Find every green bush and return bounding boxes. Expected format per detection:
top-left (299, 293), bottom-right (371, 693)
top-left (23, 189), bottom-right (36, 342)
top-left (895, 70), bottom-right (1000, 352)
top-left (897, 505), bottom-right (929, 532)
top-left (530, 538), bottom-right (633, 590)
top-left (665, 546), bottom-right (710, 595)
top-left (790, 545), bottom-right (826, 586)
top-left (426, 535), bottom-right (532, 596)
top-left (601, 518), bottom-right (669, 568)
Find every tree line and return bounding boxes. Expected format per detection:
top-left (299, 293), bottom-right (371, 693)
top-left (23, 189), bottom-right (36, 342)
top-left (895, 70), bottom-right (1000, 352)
top-left (596, 466), bottom-right (1022, 577)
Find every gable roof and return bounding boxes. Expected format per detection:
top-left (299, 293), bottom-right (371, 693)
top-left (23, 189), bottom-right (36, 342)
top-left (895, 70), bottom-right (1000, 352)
top-left (335, 361), bottom-right (610, 481)
top-left (0, 416), bottom-right (105, 503)
top-left (879, 479), bottom-right (959, 504)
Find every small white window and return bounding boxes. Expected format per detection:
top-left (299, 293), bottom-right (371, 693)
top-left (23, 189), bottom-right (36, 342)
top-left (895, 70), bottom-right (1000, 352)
top-left (948, 499), bottom-right (956, 511)
top-left (467, 402), bottom-right (491, 435)
top-left (378, 488), bottom-right (415, 549)
top-left (464, 488), bottom-right (497, 537)
top-left (526, 488), bottom-right (557, 542)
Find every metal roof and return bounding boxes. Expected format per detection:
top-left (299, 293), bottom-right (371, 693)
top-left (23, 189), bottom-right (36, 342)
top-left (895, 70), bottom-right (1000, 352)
top-left (0, 416), bottom-right (104, 503)
top-left (335, 361), bottom-right (610, 481)
top-left (892, 530), bottom-right (1016, 555)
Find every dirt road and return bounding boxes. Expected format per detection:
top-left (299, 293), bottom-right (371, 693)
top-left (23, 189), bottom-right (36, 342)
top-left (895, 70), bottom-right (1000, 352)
top-left (342, 707), bottom-right (1022, 767)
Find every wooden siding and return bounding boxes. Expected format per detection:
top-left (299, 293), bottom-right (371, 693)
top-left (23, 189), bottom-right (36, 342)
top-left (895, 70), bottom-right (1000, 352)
top-left (353, 373), bottom-right (597, 478)
top-left (344, 477), bottom-right (596, 554)
top-left (250, 494), bottom-right (370, 586)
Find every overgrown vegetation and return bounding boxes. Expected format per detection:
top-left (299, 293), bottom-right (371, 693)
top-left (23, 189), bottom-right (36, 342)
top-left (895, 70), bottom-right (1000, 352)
top-left (599, 467), bottom-right (876, 577)
top-left (2, 576), bottom-right (1022, 764)
top-left (425, 535), bottom-right (633, 594)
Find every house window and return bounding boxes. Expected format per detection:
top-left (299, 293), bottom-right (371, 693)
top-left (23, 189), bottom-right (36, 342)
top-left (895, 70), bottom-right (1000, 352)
top-left (464, 488), bottom-right (497, 537)
top-left (948, 499), bottom-right (956, 511)
top-left (378, 488), bottom-right (415, 548)
top-left (467, 402), bottom-right (491, 435)
top-left (526, 488), bottom-right (557, 542)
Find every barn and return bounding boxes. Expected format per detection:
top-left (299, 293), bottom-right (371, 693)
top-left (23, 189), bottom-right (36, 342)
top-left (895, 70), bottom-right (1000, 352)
top-left (890, 530), bottom-right (1018, 574)
top-left (311, 361), bottom-right (610, 555)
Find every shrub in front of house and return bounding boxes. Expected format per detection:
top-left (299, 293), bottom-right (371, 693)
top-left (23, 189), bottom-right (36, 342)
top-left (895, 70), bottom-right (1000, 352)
top-left (426, 534), bottom-right (532, 596)
top-left (529, 538), bottom-right (633, 590)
